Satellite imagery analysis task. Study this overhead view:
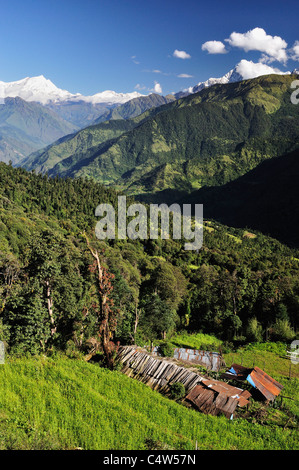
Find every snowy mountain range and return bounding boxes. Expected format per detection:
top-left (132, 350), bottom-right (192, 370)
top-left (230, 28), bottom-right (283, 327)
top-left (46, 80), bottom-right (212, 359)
top-left (0, 60), bottom-right (297, 165)
top-left (1, 59), bottom-right (296, 108)
top-left (1, 60), bottom-right (296, 112)
top-left (0, 75), bottom-right (143, 106)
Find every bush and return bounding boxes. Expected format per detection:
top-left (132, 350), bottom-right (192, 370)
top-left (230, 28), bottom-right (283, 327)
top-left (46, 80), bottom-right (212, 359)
top-left (244, 341), bottom-right (287, 355)
top-left (158, 342), bottom-right (174, 357)
top-left (246, 317), bottom-right (263, 343)
top-left (271, 320), bottom-right (296, 342)
top-left (169, 382), bottom-right (186, 400)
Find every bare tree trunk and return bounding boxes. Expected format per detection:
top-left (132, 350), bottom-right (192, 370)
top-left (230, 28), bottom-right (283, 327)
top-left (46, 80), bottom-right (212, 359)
top-left (46, 279), bottom-right (56, 337)
top-left (134, 301), bottom-right (140, 342)
top-left (84, 234), bottom-right (115, 369)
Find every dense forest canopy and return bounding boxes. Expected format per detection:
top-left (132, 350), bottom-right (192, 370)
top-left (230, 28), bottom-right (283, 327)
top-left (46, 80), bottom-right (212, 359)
top-left (0, 163), bottom-right (298, 357)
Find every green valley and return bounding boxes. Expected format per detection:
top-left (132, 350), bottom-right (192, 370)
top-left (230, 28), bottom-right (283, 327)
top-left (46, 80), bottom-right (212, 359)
top-left (23, 74), bottom-right (299, 202)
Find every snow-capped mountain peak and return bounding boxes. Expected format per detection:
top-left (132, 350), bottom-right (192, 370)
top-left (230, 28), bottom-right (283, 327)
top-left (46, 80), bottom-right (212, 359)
top-left (0, 75), bottom-right (76, 104)
top-left (0, 75), bottom-right (144, 106)
top-left (175, 59), bottom-right (291, 98)
top-left (82, 89), bottom-right (143, 105)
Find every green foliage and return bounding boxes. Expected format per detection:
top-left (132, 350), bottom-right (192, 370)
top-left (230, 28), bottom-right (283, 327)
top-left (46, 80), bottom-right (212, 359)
top-left (243, 341), bottom-right (287, 356)
top-left (158, 342), bottom-right (174, 357)
top-left (270, 319), bottom-right (296, 342)
top-left (246, 318), bottom-right (263, 343)
top-left (0, 162), bottom-right (298, 353)
top-left (25, 75), bottom-right (299, 206)
top-left (170, 332), bottom-right (222, 351)
top-left (169, 382), bottom-right (186, 400)
top-left (140, 293), bottom-right (177, 341)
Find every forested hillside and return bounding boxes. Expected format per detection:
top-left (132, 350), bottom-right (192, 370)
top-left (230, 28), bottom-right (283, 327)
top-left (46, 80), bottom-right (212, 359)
top-left (93, 93), bottom-right (175, 124)
top-left (0, 163), bottom-right (298, 356)
top-left (22, 74), bottom-right (299, 201)
top-left (179, 148), bottom-right (299, 247)
top-left (20, 119), bottom-right (137, 175)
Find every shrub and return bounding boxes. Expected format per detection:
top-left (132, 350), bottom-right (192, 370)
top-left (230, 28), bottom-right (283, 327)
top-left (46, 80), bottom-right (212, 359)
top-left (246, 317), bottom-right (263, 343)
top-left (158, 342), bottom-right (174, 357)
top-left (271, 319), bottom-right (296, 342)
top-left (169, 382), bottom-right (186, 400)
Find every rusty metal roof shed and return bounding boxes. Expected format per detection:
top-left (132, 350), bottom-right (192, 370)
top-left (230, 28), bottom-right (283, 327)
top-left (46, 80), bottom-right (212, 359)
top-left (186, 379), bottom-right (251, 419)
top-left (222, 364), bottom-right (283, 402)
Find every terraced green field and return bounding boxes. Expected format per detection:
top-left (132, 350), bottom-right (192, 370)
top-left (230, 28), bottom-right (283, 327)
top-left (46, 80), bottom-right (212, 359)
top-left (0, 349), bottom-right (297, 450)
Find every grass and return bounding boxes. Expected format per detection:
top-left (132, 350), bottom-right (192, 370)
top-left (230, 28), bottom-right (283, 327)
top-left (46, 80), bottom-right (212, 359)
top-left (169, 332), bottom-right (222, 351)
top-left (0, 340), bottom-right (298, 450)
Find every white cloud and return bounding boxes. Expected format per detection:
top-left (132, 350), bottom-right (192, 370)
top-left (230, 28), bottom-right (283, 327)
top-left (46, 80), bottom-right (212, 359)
top-left (173, 49), bottom-right (191, 59)
top-left (131, 55), bottom-right (140, 64)
top-left (177, 73), bottom-right (194, 78)
top-left (154, 81), bottom-right (162, 93)
top-left (201, 40), bottom-right (227, 54)
top-left (291, 40), bottom-right (299, 61)
top-left (134, 83), bottom-right (147, 91)
top-left (225, 27), bottom-right (288, 64)
top-left (235, 59), bottom-right (289, 80)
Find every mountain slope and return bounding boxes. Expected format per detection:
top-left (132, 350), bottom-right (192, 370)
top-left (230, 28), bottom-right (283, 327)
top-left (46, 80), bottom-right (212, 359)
top-left (20, 95), bottom-right (179, 174)
top-left (0, 97), bottom-right (78, 164)
top-left (20, 119), bottom-right (138, 174)
top-left (93, 93), bottom-right (176, 124)
top-left (179, 148), bottom-right (299, 247)
top-left (32, 74), bottom-right (299, 198)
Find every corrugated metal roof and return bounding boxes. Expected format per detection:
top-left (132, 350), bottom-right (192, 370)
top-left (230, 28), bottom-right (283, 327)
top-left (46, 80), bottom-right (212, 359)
top-left (186, 380), bottom-right (251, 419)
top-left (173, 348), bottom-right (225, 371)
top-left (249, 367), bottom-right (283, 401)
top-left (118, 347), bottom-right (251, 419)
top-left (222, 363), bottom-right (283, 401)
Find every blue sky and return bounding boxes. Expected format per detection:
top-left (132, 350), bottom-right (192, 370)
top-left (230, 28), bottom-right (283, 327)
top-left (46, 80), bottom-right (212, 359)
top-left (0, 0), bottom-right (298, 95)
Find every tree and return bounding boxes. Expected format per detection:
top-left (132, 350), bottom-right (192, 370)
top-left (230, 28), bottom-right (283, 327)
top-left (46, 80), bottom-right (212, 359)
top-left (26, 229), bottom-right (86, 348)
top-left (148, 260), bottom-right (188, 311)
top-left (270, 319), bottom-right (295, 342)
top-left (85, 235), bottom-right (117, 369)
top-left (246, 317), bottom-right (263, 343)
top-left (140, 293), bottom-right (177, 341)
top-left (4, 281), bottom-right (50, 353)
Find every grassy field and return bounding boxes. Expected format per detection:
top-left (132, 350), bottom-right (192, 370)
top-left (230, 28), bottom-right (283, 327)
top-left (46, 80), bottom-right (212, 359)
top-left (0, 344), bottom-right (298, 450)
top-left (168, 332), bottom-right (222, 351)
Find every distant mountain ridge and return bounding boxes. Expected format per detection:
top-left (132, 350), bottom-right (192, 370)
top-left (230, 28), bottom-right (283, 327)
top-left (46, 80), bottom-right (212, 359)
top-left (22, 74), bottom-right (299, 203)
top-left (0, 75), bottom-right (145, 129)
top-left (93, 93), bottom-right (176, 124)
top-left (3, 64), bottom-right (298, 165)
top-left (0, 96), bottom-right (78, 164)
